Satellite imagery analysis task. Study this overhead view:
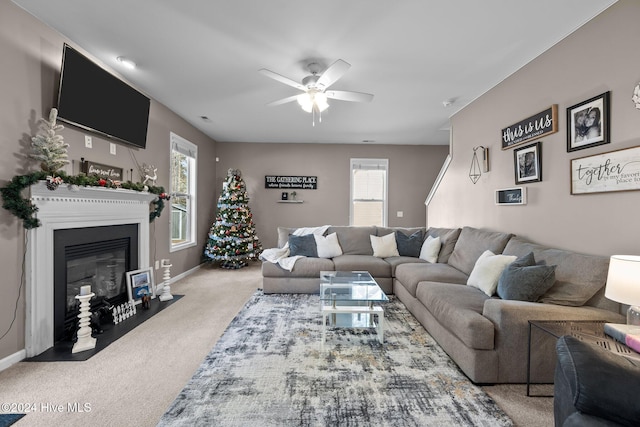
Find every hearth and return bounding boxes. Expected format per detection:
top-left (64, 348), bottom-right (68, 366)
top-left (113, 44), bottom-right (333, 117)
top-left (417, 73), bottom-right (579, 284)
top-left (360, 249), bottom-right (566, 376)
top-left (54, 224), bottom-right (138, 342)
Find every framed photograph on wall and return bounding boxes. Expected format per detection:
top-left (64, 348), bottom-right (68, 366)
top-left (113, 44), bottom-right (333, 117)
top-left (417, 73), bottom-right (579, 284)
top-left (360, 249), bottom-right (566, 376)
top-left (126, 267), bottom-right (155, 304)
top-left (566, 91), bottom-right (610, 152)
top-left (514, 141), bottom-right (542, 184)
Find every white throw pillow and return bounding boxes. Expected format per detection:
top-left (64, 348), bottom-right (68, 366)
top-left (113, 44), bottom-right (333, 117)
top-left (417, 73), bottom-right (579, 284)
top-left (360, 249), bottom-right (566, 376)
top-left (419, 235), bottom-right (441, 263)
top-left (370, 233), bottom-right (400, 258)
top-left (467, 250), bottom-right (517, 296)
top-left (314, 232), bottom-right (343, 258)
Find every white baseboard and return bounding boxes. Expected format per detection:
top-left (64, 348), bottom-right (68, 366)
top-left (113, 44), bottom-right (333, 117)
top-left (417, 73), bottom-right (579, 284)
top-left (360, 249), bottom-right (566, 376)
top-left (0, 349), bottom-right (26, 372)
top-left (171, 263), bottom-right (202, 283)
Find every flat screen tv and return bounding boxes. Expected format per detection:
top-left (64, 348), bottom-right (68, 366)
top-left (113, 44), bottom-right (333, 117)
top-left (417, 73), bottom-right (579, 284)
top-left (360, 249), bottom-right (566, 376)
top-left (57, 44), bottom-right (150, 149)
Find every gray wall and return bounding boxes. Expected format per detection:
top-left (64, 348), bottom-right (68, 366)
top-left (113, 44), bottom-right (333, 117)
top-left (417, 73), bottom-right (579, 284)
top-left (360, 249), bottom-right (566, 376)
top-left (0, 2), bottom-right (217, 360)
top-left (215, 142), bottom-right (449, 248)
top-left (428, 0), bottom-right (640, 257)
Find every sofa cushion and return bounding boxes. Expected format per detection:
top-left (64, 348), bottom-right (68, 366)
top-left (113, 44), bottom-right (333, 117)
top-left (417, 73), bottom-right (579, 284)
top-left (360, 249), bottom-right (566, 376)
top-left (467, 250), bottom-right (517, 296)
top-left (371, 233), bottom-right (400, 258)
top-left (503, 236), bottom-right (608, 307)
top-left (416, 281), bottom-right (495, 350)
top-left (261, 257), bottom-right (335, 278)
top-left (448, 227), bottom-right (514, 275)
top-left (384, 256), bottom-right (427, 276)
top-left (425, 227), bottom-right (461, 263)
top-left (288, 234), bottom-right (318, 257)
top-left (377, 226), bottom-right (426, 238)
top-left (394, 262), bottom-right (468, 297)
top-left (327, 226), bottom-right (376, 255)
top-left (419, 236), bottom-right (441, 263)
top-left (314, 232), bottom-right (343, 258)
top-left (332, 254), bottom-right (392, 278)
top-left (395, 230), bottom-right (423, 257)
top-left (497, 252), bottom-right (556, 302)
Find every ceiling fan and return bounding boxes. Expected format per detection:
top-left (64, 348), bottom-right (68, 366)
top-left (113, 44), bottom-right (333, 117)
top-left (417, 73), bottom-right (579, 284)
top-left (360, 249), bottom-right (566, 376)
top-left (259, 59), bottom-right (374, 126)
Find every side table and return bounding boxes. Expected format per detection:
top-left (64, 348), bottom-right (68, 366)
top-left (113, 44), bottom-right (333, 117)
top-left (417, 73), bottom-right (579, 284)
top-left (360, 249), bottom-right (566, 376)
top-left (526, 320), bottom-right (640, 397)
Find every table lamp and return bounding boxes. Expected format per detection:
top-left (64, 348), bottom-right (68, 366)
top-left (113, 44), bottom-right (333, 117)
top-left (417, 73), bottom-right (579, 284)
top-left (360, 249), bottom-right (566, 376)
top-left (605, 255), bottom-right (640, 325)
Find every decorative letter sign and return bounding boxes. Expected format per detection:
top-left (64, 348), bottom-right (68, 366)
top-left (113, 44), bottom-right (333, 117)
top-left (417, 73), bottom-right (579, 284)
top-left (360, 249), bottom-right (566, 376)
top-left (501, 105), bottom-right (558, 150)
top-left (265, 176), bottom-right (318, 189)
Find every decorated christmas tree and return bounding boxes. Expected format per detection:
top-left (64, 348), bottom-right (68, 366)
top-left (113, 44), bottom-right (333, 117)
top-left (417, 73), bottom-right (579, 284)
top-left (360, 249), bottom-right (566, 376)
top-left (29, 108), bottom-right (69, 175)
top-left (204, 169), bottom-right (262, 269)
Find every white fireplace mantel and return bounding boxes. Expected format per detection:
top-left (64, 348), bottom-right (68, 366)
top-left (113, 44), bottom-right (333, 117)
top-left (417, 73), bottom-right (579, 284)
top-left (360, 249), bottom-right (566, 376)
top-left (25, 182), bottom-right (157, 357)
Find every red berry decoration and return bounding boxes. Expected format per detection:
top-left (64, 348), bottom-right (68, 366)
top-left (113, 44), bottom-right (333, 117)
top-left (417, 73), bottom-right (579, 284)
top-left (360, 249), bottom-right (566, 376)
top-left (98, 178), bottom-right (107, 186)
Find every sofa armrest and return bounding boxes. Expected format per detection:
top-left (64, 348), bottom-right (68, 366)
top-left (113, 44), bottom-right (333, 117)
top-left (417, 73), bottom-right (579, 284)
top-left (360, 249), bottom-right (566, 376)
top-left (556, 335), bottom-right (640, 427)
top-left (481, 299), bottom-right (624, 383)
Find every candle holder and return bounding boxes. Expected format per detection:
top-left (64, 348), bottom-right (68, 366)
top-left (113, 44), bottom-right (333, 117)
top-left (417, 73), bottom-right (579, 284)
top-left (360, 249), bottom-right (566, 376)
top-left (72, 292), bottom-right (97, 353)
top-left (158, 259), bottom-right (174, 301)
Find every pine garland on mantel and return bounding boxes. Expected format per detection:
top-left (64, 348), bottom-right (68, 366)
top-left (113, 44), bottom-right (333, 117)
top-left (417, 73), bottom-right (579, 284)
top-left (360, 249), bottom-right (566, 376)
top-left (0, 170), bottom-right (169, 229)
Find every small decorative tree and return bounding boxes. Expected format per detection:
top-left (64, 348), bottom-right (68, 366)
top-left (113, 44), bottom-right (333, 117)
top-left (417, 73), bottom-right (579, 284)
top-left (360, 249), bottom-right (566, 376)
top-left (29, 108), bottom-right (69, 175)
top-left (204, 169), bottom-right (262, 269)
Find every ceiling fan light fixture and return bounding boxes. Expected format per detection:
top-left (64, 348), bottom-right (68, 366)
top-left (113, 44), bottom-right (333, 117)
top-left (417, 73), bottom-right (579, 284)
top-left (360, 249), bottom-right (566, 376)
top-left (297, 92), bottom-right (329, 114)
top-left (315, 92), bottom-right (329, 112)
top-left (297, 93), bottom-right (313, 112)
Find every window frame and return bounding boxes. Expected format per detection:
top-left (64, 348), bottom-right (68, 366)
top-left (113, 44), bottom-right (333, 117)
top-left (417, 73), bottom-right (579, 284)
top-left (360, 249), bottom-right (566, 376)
top-left (169, 132), bottom-right (198, 252)
top-left (349, 158), bottom-right (389, 227)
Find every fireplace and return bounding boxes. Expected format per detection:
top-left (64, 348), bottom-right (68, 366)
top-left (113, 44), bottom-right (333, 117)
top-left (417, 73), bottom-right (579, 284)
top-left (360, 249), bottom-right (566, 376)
top-left (54, 224), bottom-right (138, 342)
top-left (25, 182), bottom-right (156, 357)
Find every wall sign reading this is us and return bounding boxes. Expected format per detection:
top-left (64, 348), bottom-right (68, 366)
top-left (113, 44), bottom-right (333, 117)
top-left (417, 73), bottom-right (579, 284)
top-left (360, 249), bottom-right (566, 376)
top-left (501, 105), bottom-right (558, 150)
top-left (571, 145), bottom-right (640, 195)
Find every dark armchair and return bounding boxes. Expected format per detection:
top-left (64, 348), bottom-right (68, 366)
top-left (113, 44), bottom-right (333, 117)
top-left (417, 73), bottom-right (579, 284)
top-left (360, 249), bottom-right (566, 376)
top-left (554, 335), bottom-right (640, 427)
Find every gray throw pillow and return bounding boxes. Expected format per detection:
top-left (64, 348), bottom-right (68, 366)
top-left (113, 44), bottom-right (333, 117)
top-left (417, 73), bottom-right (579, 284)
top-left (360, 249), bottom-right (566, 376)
top-left (288, 234), bottom-right (318, 257)
top-left (497, 252), bottom-right (556, 302)
top-left (395, 230), bottom-right (422, 257)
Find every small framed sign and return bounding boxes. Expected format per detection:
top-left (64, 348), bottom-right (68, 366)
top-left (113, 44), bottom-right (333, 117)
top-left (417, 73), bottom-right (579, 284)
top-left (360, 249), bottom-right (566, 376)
top-left (501, 105), bottom-right (558, 150)
top-left (495, 187), bottom-right (527, 205)
top-left (82, 160), bottom-right (124, 181)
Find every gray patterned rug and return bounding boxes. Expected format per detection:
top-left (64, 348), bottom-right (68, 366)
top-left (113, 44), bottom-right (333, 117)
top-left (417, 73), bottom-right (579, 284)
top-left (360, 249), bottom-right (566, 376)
top-left (158, 291), bottom-right (512, 427)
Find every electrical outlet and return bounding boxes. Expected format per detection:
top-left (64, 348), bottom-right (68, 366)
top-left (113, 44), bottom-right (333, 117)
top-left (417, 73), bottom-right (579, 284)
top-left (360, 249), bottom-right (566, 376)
top-left (110, 143), bottom-right (116, 155)
top-left (155, 260), bottom-right (160, 270)
top-left (84, 136), bottom-right (92, 148)
top-left (397, 211), bottom-right (404, 218)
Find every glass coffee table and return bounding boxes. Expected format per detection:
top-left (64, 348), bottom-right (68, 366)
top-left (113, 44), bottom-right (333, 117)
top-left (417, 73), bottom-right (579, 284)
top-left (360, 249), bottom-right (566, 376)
top-left (319, 271), bottom-right (389, 344)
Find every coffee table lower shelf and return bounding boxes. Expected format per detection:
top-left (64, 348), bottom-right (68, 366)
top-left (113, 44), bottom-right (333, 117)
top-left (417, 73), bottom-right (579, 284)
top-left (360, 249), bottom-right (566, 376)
top-left (321, 305), bottom-right (384, 344)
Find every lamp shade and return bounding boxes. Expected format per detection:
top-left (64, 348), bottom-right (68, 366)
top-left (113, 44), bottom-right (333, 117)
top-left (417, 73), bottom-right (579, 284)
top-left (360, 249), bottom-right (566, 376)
top-left (605, 255), bottom-right (640, 306)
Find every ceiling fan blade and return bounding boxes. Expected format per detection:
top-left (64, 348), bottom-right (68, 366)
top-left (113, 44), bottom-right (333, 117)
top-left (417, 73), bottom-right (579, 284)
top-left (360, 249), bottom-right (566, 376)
top-left (316, 59), bottom-right (351, 89)
top-left (325, 90), bottom-right (374, 103)
top-left (266, 95), bottom-right (299, 107)
top-left (259, 68), bottom-right (305, 91)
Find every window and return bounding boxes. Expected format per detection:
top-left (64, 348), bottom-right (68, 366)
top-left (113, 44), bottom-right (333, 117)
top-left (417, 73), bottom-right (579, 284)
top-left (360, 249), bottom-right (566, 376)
top-left (350, 158), bottom-right (388, 226)
top-left (170, 132), bottom-right (197, 251)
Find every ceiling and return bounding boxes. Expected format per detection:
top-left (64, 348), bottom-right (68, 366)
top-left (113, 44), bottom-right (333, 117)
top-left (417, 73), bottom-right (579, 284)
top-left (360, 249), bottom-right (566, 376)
top-left (13, 0), bottom-right (617, 146)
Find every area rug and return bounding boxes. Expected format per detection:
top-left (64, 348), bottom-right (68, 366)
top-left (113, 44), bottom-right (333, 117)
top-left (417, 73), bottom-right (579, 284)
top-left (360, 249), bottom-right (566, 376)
top-left (158, 291), bottom-right (512, 426)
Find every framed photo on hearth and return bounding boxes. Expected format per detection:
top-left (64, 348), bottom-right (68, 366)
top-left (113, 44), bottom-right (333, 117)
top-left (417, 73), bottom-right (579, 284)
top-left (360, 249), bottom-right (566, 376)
top-left (126, 267), bottom-right (155, 304)
top-left (566, 91), bottom-right (610, 152)
top-left (514, 141), bottom-right (542, 184)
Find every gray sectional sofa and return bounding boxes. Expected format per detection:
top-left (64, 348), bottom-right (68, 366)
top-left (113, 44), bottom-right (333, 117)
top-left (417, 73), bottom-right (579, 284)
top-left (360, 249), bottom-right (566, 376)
top-left (261, 225), bottom-right (625, 384)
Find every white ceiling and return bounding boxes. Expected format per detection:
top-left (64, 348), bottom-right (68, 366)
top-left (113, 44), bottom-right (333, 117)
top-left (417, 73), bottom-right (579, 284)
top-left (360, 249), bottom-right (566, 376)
top-left (13, 0), bottom-right (617, 145)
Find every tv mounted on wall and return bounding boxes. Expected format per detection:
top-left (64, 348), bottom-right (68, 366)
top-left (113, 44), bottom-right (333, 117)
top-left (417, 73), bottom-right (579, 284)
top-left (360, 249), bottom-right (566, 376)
top-left (57, 44), bottom-right (150, 149)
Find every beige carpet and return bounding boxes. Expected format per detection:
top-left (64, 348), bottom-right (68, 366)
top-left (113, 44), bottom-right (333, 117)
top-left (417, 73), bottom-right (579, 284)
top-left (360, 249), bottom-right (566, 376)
top-left (0, 263), bottom-right (553, 426)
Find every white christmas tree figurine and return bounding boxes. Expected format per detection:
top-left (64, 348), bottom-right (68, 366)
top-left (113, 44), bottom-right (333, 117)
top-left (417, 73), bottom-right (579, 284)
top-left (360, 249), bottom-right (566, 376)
top-left (29, 108), bottom-right (69, 174)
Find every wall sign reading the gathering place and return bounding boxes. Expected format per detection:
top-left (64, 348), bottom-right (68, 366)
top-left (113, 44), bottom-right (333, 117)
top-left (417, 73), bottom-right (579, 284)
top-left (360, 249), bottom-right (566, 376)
top-left (265, 175), bottom-right (318, 189)
top-left (501, 105), bottom-right (558, 150)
